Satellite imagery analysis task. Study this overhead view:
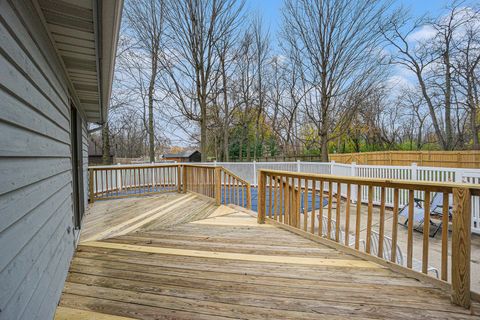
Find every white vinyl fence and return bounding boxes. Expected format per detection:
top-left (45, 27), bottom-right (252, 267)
top-left (201, 161), bottom-right (480, 234)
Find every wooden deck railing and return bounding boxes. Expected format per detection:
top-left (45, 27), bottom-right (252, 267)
top-left (89, 164), bottom-right (180, 201)
top-left (182, 165), bottom-right (251, 209)
top-left (256, 169), bottom-right (480, 308)
top-left (88, 164), bottom-right (251, 209)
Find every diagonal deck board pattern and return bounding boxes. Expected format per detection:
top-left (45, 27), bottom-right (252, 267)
top-left (57, 195), bottom-right (479, 319)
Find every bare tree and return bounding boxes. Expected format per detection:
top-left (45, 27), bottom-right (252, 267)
top-left (452, 7), bottom-right (480, 148)
top-left (383, 2), bottom-right (479, 150)
top-left (161, 0), bottom-right (245, 161)
top-left (124, 0), bottom-right (166, 162)
top-left (282, 0), bottom-right (393, 161)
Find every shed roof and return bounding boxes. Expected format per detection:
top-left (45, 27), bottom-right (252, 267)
top-left (163, 150), bottom-right (200, 158)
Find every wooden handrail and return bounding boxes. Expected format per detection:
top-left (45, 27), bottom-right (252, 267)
top-left (259, 169), bottom-right (480, 196)
top-left (257, 169), bottom-right (476, 308)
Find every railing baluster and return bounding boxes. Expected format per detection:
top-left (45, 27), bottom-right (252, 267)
top-left (318, 181), bottom-right (323, 236)
top-left (279, 176), bottom-right (284, 223)
top-left (378, 186), bottom-right (386, 258)
top-left (105, 169), bottom-right (109, 197)
top-left (285, 177), bottom-right (291, 225)
top-left (441, 191), bottom-right (449, 281)
top-left (407, 189), bottom-right (414, 269)
top-left (273, 177), bottom-right (278, 220)
top-left (295, 178), bottom-right (302, 228)
top-left (257, 170), bottom-right (266, 224)
top-left (345, 183), bottom-right (351, 246)
top-left (391, 188), bottom-right (399, 263)
top-left (303, 179), bottom-right (308, 232)
top-left (335, 182), bottom-right (341, 242)
top-left (311, 180), bottom-right (316, 234)
top-left (327, 182), bottom-right (333, 240)
top-left (366, 185), bottom-right (373, 254)
top-left (422, 191), bottom-right (431, 274)
top-left (95, 170), bottom-right (98, 199)
top-left (268, 175), bottom-right (273, 218)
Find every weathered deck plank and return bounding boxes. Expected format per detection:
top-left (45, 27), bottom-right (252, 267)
top-left (56, 195), bottom-right (480, 319)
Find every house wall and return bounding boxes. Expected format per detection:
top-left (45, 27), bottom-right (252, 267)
top-left (0, 1), bottom-right (88, 319)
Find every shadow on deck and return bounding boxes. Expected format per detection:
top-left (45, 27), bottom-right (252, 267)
top-left (55, 193), bottom-right (479, 319)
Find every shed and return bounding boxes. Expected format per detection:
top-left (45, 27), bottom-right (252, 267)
top-left (163, 150), bottom-right (202, 162)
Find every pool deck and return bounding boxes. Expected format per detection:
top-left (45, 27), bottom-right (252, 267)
top-left (55, 193), bottom-right (480, 319)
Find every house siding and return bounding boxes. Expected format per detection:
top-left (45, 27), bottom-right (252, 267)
top-left (0, 1), bottom-right (87, 319)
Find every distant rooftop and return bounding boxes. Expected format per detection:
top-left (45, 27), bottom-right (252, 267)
top-left (163, 150), bottom-right (200, 158)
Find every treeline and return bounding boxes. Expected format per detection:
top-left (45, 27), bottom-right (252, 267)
top-left (102, 0), bottom-right (480, 162)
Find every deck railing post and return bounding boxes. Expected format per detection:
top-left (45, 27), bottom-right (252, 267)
top-left (451, 187), bottom-right (471, 308)
top-left (257, 170), bottom-right (266, 224)
top-left (177, 165), bottom-right (181, 193)
top-left (215, 167), bottom-right (222, 205)
top-left (182, 165), bottom-right (187, 193)
top-left (89, 169), bottom-right (94, 203)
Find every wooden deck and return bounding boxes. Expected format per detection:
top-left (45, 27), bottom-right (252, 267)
top-left (55, 194), bottom-right (479, 319)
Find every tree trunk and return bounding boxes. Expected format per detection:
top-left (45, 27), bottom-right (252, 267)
top-left (102, 122), bottom-right (110, 164)
top-left (148, 55), bottom-right (158, 162)
top-left (468, 77), bottom-right (479, 150)
top-left (222, 60), bottom-right (229, 161)
top-left (200, 102), bottom-right (207, 161)
top-left (444, 51), bottom-right (453, 150)
top-left (416, 70), bottom-right (447, 149)
top-left (320, 132), bottom-right (329, 162)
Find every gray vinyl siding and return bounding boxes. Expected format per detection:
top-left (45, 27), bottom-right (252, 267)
top-left (0, 1), bottom-right (86, 319)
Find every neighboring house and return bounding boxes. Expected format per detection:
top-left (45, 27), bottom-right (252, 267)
top-left (163, 150), bottom-right (202, 162)
top-left (0, 1), bottom-right (122, 319)
top-left (88, 139), bottom-right (114, 165)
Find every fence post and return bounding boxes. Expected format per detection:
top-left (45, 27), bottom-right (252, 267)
top-left (253, 160), bottom-right (257, 186)
top-left (182, 165), bottom-right (187, 193)
top-left (330, 160), bottom-right (336, 175)
top-left (257, 170), bottom-right (266, 224)
top-left (88, 169), bottom-right (94, 204)
top-left (215, 167), bottom-right (222, 205)
top-left (297, 159), bottom-right (301, 172)
top-left (451, 187), bottom-right (471, 308)
top-left (455, 169), bottom-right (464, 183)
top-left (411, 163), bottom-right (418, 180)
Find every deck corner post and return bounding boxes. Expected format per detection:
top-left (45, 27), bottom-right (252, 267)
top-left (258, 170), bottom-right (266, 224)
top-left (88, 169), bottom-right (94, 203)
top-left (451, 187), bottom-right (471, 309)
top-left (182, 165), bottom-right (187, 193)
top-left (215, 167), bottom-right (222, 205)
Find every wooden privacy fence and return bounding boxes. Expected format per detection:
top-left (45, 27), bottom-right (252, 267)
top-left (257, 169), bottom-right (480, 308)
top-left (330, 150), bottom-right (480, 168)
top-left (88, 164), bottom-right (251, 209)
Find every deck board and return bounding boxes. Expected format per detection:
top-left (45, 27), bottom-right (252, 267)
top-left (56, 194), bottom-right (480, 319)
